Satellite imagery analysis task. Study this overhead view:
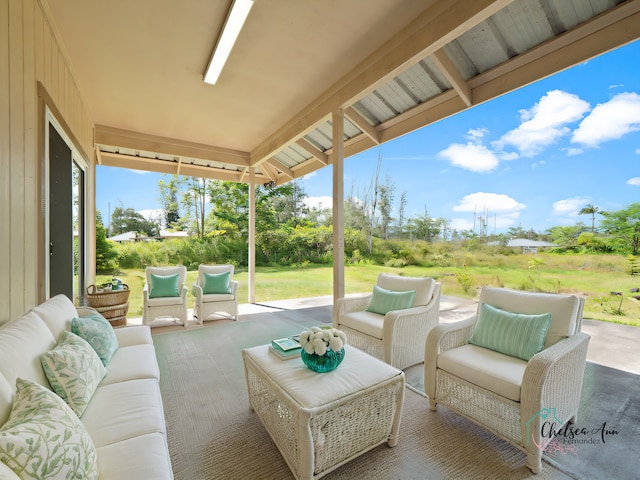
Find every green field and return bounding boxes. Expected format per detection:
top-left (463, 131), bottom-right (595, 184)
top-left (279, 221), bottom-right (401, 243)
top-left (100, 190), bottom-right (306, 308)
top-left (96, 252), bottom-right (640, 327)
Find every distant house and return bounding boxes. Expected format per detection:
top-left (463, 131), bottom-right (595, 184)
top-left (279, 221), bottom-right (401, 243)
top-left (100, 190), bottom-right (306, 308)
top-left (160, 230), bottom-right (189, 240)
top-left (507, 238), bottom-right (555, 254)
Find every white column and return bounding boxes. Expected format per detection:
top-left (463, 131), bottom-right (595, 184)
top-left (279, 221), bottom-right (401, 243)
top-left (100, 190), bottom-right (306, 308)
top-left (332, 109), bottom-right (345, 301)
top-left (248, 168), bottom-right (256, 303)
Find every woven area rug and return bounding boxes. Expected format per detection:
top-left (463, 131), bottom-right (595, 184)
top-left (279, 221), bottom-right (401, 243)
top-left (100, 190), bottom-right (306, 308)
top-left (152, 310), bottom-right (575, 480)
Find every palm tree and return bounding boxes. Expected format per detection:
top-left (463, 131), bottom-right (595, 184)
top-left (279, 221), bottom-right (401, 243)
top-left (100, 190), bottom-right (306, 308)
top-left (579, 204), bottom-right (600, 233)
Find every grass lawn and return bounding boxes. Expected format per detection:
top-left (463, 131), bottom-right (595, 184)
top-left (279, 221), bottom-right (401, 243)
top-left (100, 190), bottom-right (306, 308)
top-left (95, 253), bottom-right (640, 327)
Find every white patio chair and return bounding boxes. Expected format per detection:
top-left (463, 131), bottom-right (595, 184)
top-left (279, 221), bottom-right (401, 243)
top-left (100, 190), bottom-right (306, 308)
top-left (333, 273), bottom-right (440, 369)
top-left (192, 264), bottom-right (238, 324)
top-left (425, 286), bottom-right (590, 473)
top-left (142, 265), bottom-right (188, 327)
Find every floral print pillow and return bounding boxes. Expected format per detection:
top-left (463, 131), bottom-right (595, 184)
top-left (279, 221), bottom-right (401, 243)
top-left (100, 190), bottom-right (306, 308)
top-left (41, 331), bottom-right (106, 416)
top-left (0, 378), bottom-right (98, 479)
top-left (72, 312), bottom-right (119, 366)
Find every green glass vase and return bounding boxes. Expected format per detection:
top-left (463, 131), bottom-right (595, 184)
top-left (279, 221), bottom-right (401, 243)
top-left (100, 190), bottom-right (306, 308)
top-left (301, 348), bottom-right (345, 372)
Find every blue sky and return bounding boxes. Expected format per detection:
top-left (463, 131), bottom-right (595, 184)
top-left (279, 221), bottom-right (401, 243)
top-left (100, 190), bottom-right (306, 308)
top-left (97, 40), bottom-right (640, 234)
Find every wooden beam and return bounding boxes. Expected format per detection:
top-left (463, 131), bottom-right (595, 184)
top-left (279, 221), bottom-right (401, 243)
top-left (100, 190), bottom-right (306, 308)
top-left (344, 107), bottom-right (380, 144)
top-left (251, 0), bottom-right (512, 164)
top-left (431, 48), bottom-right (472, 106)
top-left (265, 157), bottom-right (294, 179)
top-left (95, 125), bottom-right (250, 167)
top-left (259, 161), bottom-right (278, 181)
top-left (332, 109), bottom-right (345, 302)
top-left (95, 146), bottom-right (103, 165)
top-left (295, 138), bottom-right (328, 165)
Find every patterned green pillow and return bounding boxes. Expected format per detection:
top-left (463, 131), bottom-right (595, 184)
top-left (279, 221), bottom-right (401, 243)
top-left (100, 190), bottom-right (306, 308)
top-left (366, 285), bottom-right (416, 315)
top-left (41, 331), bottom-right (106, 417)
top-left (71, 312), bottom-right (119, 366)
top-left (469, 303), bottom-right (552, 361)
top-left (0, 378), bottom-right (98, 479)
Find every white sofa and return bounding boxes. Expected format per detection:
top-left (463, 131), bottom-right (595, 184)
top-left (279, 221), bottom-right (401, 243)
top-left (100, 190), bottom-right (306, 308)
top-left (0, 294), bottom-right (173, 479)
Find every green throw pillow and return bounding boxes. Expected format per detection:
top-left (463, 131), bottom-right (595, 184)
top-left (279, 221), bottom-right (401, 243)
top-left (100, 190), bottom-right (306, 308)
top-left (202, 271), bottom-right (231, 294)
top-left (72, 311), bottom-right (119, 366)
top-left (41, 331), bottom-right (106, 417)
top-left (149, 273), bottom-right (180, 298)
top-left (366, 285), bottom-right (416, 315)
top-left (0, 378), bottom-right (98, 480)
top-left (469, 303), bottom-right (552, 361)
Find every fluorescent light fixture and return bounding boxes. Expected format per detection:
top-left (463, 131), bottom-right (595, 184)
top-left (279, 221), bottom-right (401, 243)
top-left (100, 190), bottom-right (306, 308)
top-left (204, 0), bottom-right (255, 85)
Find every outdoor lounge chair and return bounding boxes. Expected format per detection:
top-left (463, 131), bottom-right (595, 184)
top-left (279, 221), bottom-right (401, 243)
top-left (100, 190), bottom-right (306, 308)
top-left (424, 286), bottom-right (590, 473)
top-left (333, 273), bottom-right (440, 369)
top-left (142, 265), bottom-right (188, 327)
top-left (192, 264), bottom-right (238, 324)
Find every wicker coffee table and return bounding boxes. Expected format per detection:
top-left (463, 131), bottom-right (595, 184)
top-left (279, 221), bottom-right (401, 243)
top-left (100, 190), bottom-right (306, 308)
top-left (242, 344), bottom-right (405, 480)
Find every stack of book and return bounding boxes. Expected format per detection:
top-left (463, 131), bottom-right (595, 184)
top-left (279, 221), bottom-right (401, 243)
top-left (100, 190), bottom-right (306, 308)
top-left (270, 336), bottom-right (302, 360)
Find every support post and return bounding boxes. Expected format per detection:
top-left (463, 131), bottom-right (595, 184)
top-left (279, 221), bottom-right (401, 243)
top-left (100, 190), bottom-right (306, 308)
top-left (248, 168), bottom-right (256, 303)
top-left (332, 109), bottom-right (345, 302)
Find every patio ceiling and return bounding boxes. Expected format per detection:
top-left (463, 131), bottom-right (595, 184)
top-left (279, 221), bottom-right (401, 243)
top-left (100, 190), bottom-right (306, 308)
top-left (46, 0), bottom-right (640, 185)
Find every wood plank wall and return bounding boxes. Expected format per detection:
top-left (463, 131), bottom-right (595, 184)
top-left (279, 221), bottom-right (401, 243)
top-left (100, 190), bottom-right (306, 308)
top-left (0, 0), bottom-right (95, 323)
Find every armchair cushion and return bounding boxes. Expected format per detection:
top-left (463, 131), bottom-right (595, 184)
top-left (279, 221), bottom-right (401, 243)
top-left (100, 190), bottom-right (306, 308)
top-left (149, 273), bottom-right (180, 298)
top-left (469, 303), bottom-right (551, 361)
top-left (339, 310), bottom-right (384, 339)
top-left (202, 271), bottom-right (232, 294)
top-left (366, 285), bottom-right (415, 315)
top-left (377, 273), bottom-right (434, 306)
top-left (438, 344), bottom-right (527, 401)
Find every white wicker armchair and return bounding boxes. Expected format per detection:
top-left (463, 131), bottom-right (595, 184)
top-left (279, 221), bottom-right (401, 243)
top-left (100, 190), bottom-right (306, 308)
top-left (425, 286), bottom-right (590, 473)
top-left (192, 264), bottom-right (238, 324)
top-left (333, 273), bottom-right (440, 370)
top-left (142, 266), bottom-right (188, 327)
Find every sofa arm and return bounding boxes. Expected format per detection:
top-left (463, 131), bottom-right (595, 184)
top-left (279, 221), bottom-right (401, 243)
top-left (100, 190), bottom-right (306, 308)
top-left (332, 294), bottom-right (372, 328)
top-left (520, 332), bottom-right (591, 445)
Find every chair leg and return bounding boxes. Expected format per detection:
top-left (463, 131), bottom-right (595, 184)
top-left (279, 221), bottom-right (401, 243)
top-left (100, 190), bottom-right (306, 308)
top-left (429, 399), bottom-right (437, 411)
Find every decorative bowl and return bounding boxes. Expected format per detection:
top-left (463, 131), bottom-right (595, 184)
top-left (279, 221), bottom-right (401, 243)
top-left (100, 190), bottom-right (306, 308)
top-left (301, 348), bottom-right (345, 373)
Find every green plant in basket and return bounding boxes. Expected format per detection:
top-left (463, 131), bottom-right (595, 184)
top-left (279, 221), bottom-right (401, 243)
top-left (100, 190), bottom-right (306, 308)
top-left (299, 327), bottom-right (347, 372)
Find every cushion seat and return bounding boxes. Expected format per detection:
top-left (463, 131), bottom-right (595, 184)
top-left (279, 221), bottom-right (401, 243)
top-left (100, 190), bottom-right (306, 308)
top-left (437, 344), bottom-right (526, 402)
top-left (202, 293), bottom-right (235, 302)
top-left (101, 344), bottom-right (160, 385)
top-left (146, 296), bottom-right (184, 307)
top-left (338, 311), bottom-right (384, 339)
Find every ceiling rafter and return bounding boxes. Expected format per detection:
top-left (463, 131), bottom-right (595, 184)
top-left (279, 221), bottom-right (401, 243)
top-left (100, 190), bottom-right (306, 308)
top-left (266, 158), bottom-right (293, 179)
top-left (296, 138), bottom-right (328, 165)
top-left (259, 161), bottom-right (279, 182)
top-left (250, 0), bottom-right (512, 164)
top-left (430, 48), bottom-right (472, 106)
top-left (344, 107), bottom-right (380, 144)
top-left (95, 125), bottom-right (251, 167)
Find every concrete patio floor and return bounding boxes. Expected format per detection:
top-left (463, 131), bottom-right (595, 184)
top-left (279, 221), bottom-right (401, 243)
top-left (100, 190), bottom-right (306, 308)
top-left (131, 294), bottom-right (640, 376)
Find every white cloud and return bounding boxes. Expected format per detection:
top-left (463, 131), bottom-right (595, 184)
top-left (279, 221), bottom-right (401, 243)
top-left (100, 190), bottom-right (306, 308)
top-left (302, 171), bottom-right (317, 180)
top-left (466, 127), bottom-right (489, 140)
top-left (437, 142), bottom-right (499, 172)
top-left (498, 90), bottom-right (590, 157)
top-left (566, 147), bottom-right (583, 156)
top-left (551, 197), bottom-right (590, 217)
top-left (450, 218), bottom-right (474, 231)
top-left (129, 169), bottom-right (149, 175)
top-left (138, 209), bottom-right (166, 229)
top-left (572, 92), bottom-right (640, 148)
top-left (304, 195), bottom-right (332, 210)
top-left (452, 192), bottom-right (526, 213)
top-left (627, 177), bottom-right (640, 186)
top-left (636, 148), bottom-right (640, 155)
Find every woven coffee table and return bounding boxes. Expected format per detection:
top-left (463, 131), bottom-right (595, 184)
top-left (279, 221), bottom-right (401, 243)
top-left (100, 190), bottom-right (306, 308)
top-left (242, 344), bottom-right (405, 480)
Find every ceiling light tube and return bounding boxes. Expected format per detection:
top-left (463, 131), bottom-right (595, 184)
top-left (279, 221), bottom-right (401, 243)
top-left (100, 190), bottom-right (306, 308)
top-left (204, 0), bottom-right (255, 85)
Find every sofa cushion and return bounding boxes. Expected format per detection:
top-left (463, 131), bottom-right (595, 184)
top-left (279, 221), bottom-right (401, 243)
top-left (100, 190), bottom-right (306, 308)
top-left (0, 312), bottom-right (56, 426)
top-left (114, 325), bottom-right (153, 347)
top-left (437, 344), bottom-right (527, 401)
top-left (479, 287), bottom-right (581, 348)
top-left (149, 273), bottom-right (180, 298)
top-left (202, 271), bottom-right (232, 294)
top-left (101, 344), bottom-right (160, 385)
top-left (41, 331), bottom-right (106, 416)
top-left (81, 379), bottom-right (166, 448)
top-left (377, 273), bottom-right (434, 306)
top-left (30, 294), bottom-right (78, 341)
top-left (96, 432), bottom-right (173, 480)
top-left (72, 312), bottom-right (119, 366)
top-left (469, 303), bottom-right (551, 361)
top-left (366, 285), bottom-right (416, 315)
top-left (339, 310), bottom-right (383, 339)
top-left (0, 378), bottom-right (98, 480)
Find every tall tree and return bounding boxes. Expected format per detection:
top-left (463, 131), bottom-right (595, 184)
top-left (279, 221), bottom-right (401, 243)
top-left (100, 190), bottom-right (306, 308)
top-left (158, 175), bottom-right (183, 230)
top-left (600, 203), bottom-right (640, 255)
top-left (377, 174), bottom-right (395, 240)
top-left (110, 206), bottom-right (159, 237)
top-left (579, 203), bottom-right (600, 233)
top-left (397, 191), bottom-right (407, 239)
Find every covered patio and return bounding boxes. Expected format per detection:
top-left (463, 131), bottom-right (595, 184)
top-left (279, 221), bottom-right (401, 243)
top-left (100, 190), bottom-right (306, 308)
top-left (2, 0), bottom-right (640, 319)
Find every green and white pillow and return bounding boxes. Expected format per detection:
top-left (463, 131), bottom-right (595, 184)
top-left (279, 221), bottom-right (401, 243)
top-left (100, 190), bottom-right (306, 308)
top-left (469, 303), bottom-right (552, 361)
top-left (72, 311), bottom-right (119, 366)
top-left (366, 285), bottom-right (416, 315)
top-left (0, 378), bottom-right (98, 479)
top-left (41, 331), bottom-right (106, 417)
